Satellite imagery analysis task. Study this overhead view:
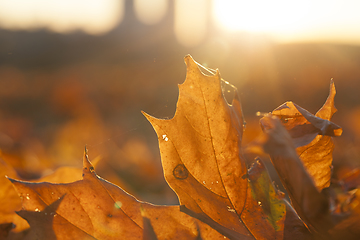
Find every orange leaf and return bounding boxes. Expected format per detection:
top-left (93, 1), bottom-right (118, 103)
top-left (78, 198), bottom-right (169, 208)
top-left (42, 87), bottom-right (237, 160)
top-left (144, 55), bottom-right (308, 239)
top-left (271, 80), bottom-right (342, 190)
top-left (259, 115), bottom-right (333, 237)
top-left (0, 156), bottom-right (29, 234)
top-left (143, 55), bottom-right (251, 238)
top-left (9, 150), bottom-right (227, 239)
top-left (8, 55), bottom-right (317, 239)
top-left (329, 188), bottom-right (360, 240)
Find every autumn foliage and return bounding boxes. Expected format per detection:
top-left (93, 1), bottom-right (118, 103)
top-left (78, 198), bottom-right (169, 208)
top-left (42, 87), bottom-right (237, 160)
top-left (1, 55), bottom-right (360, 239)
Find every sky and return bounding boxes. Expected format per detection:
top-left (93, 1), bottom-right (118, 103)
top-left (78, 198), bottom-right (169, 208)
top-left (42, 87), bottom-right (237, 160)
top-left (0, 0), bottom-right (360, 46)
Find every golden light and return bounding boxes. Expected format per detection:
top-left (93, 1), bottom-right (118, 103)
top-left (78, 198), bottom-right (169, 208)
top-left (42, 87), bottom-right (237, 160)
top-left (174, 0), bottom-right (208, 47)
top-left (0, 0), bottom-right (124, 35)
top-left (134, 0), bottom-right (168, 25)
top-left (212, 0), bottom-right (360, 44)
top-left (213, 0), bottom-right (311, 33)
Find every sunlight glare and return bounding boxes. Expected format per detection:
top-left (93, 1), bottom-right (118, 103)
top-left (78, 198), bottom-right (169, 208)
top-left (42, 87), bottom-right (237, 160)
top-left (213, 0), bottom-right (360, 44)
top-left (213, 0), bottom-right (311, 33)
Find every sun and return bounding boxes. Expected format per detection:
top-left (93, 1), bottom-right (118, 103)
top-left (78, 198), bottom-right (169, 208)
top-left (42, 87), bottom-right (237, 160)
top-left (212, 0), bottom-right (311, 34)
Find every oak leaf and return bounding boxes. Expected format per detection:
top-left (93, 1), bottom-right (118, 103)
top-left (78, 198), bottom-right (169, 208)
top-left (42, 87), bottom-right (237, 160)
top-left (270, 80), bottom-right (342, 191)
top-left (0, 155), bottom-right (87, 239)
top-left (254, 82), bottom-right (360, 239)
top-left (258, 115), bottom-right (333, 237)
top-left (8, 55), bottom-right (352, 239)
top-left (143, 55), bottom-right (307, 239)
top-left (9, 150), bottom-right (228, 239)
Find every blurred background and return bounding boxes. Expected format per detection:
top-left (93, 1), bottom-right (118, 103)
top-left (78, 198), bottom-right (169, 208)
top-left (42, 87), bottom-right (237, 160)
top-left (0, 0), bottom-right (360, 205)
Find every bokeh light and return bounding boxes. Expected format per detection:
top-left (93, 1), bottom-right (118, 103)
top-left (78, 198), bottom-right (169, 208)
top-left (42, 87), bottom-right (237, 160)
top-left (174, 0), bottom-right (208, 47)
top-left (134, 0), bottom-right (168, 25)
top-left (0, 0), bottom-right (124, 35)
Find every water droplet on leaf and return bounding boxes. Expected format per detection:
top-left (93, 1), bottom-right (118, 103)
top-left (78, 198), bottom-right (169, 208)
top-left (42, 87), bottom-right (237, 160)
top-left (162, 134), bottom-right (169, 141)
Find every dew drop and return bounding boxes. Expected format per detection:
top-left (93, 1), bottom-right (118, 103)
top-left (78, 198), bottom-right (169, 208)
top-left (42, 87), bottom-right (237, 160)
top-left (216, 181), bottom-right (219, 184)
top-left (162, 134), bottom-right (168, 141)
top-left (26, 194), bottom-right (30, 200)
top-left (203, 181), bottom-right (206, 184)
top-left (35, 208), bottom-right (40, 212)
top-left (227, 208), bottom-right (236, 213)
top-left (258, 201), bottom-right (262, 206)
top-left (51, 192), bottom-right (54, 195)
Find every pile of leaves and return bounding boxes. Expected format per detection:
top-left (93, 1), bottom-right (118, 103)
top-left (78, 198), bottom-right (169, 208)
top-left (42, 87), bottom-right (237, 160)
top-left (1, 55), bottom-right (360, 239)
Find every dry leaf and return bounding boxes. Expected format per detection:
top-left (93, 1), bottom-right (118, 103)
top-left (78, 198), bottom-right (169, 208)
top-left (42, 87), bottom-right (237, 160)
top-left (144, 55), bottom-right (308, 239)
top-left (6, 55), bottom-right (355, 239)
top-left (258, 115), bottom-right (333, 237)
top-left (143, 55), bottom-right (251, 238)
top-left (271, 80), bottom-right (342, 191)
top-left (0, 156), bottom-right (29, 235)
top-left (9, 150), bottom-right (229, 239)
top-left (329, 188), bottom-right (360, 240)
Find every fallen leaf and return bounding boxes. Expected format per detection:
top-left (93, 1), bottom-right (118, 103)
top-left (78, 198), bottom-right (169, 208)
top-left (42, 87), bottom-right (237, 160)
top-left (143, 55), bottom-right (251, 238)
top-left (9, 149), bottom-right (229, 239)
top-left (0, 156), bottom-right (29, 234)
top-left (271, 80), bottom-right (342, 191)
top-left (258, 115), bottom-right (333, 237)
top-left (0, 154), bottom-right (87, 238)
top-left (8, 55), bottom-right (345, 239)
top-left (144, 55), bottom-right (308, 239)
top-left (329, 187), bottom-right (360, 240)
